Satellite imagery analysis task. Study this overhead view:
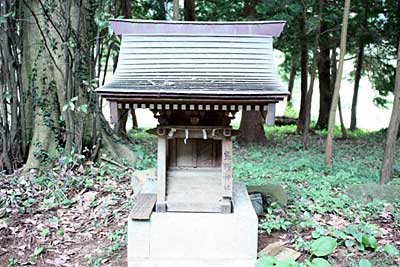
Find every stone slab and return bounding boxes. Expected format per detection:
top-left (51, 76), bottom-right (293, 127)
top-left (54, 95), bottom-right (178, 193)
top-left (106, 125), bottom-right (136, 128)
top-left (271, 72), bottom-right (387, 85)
top-left (128, 182), bottom-right (258, 267)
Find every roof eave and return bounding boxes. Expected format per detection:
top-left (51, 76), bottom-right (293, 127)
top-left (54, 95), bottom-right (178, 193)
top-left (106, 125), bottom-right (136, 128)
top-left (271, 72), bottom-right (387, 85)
top-left (109, 19), bottom-right (286, 37)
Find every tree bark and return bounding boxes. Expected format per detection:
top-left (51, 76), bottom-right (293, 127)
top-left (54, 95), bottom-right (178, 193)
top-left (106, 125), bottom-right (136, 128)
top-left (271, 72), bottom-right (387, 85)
top-left (380, 41), bottom-right (400, 184)
top-left (173, 0), bottom-right (179, 20)
top-left (331, 42), bottom-right (348, 139)
top-left (21, 0), bottom-right (136, 172)
top-left (350, 45), bottom-right (364, 130)
top-left (287, 56), bottom-right (297, 105)
top-left (297, 16), bottom-right (308, 133)
top-left (316, 21), bottom-right (332, 129)
top-left (115, 0), bottom-right (137, 135)
top-left (238, 0), bottom-right (267, 144)
top-left (338, 97), bottom-right (348, 139)
top-left (325, 0), bottom-right (351, 167)
top-left (237, 111), bottom-right (267, 145)
top-left (184, 0), bottom-right (195, 21)
top-left (0, 0), bottom-right (24, 172)
top-left (302, 0), bottom-right (324, 149)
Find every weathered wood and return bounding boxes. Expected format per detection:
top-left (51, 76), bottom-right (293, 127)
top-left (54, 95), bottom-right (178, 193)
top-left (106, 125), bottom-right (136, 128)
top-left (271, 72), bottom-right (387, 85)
top-left (221, 138), bottom-right (233, 198)
top-left (96, 24), bottom-right (288, 101)
top-left (266, 103), bottom-right (276, 126)
top-left (156, 136), bottom-right (167, 212)
top-left (110, 101), bottom-right (118, 124)
top-left (129, 193), bottom-right (157, 220)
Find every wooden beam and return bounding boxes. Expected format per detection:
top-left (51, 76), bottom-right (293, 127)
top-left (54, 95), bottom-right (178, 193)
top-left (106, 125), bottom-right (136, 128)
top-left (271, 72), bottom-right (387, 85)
top-left (156, 136), bottom-right (167, 212)
top-left (110, 101), bottom-right (118, 124)
top-left (129, 193), bottom-right (157, 221)
top-left (266, 103), bottom-right (276, 126)
top-left (221, 138), bottom-right (233, 199)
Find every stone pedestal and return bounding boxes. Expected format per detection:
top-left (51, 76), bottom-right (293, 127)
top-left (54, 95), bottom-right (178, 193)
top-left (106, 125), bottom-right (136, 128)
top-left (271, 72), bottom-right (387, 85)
top-left (127, 182), bottom-right (258, 267)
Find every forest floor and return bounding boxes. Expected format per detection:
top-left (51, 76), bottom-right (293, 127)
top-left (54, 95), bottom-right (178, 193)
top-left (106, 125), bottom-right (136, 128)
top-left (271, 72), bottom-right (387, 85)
top-left (0, 126), bottom-right (399, 267)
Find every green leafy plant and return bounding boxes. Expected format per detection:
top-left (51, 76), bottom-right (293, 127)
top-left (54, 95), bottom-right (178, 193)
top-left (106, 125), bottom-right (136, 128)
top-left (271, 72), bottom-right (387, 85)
top-left (260, 203), bottom-right (292, 235)
top-left (310, 237), bottom-right (337, 257)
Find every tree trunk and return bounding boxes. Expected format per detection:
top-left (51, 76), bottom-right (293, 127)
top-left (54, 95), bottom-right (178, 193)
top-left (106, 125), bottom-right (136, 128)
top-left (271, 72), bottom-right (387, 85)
top-left (238, 0), bottom-right (267, 144)
top-left (350, 45), bottom-right (364, 131)
top-left (287, 56), bottom-right (297, 105)
top-left (237, 111), bottom-right (267, 145)
top-left (338, 97), bottom-right (348, 139)
top-left (21, 0), bottom-right (136, 172)
top-left (297, 16), bottom-right (308, 133)
top-left (380, 41), bottom-right (400, 184)
top-left (184, 0), bottom-right (195, 21)
top-left (302, 0), bottom-right (324, 149)
top-left (121, 0), bottom-right (131, 17)
top-left (331, 42), bottom-right (348, 139)
top-left (21, 0), bottom-right (63, 171)
top-left (0, 0), bottom-right (24, 172)
top-left (325, 0), bottom-right (351, 167)
top-left (316, 22), bottom-right (332, 129)
top-left (115, 0), bottom-right (137, 135)
top-left (173, 0), bottom-right (179, 20)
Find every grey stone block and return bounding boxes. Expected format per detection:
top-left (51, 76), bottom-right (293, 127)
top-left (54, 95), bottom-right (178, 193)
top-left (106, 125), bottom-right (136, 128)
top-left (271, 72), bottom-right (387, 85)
top-left (127, 182), bottom-right (258, 267)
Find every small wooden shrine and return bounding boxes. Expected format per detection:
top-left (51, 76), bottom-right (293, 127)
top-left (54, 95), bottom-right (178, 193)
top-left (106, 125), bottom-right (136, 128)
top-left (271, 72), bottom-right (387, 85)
top-left (97, 19), bottom-right (288, 214)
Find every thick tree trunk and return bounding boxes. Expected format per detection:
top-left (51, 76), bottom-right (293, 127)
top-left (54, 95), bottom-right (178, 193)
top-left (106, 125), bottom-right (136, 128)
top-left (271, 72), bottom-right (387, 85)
top-left (184, 0), bottom-right (195, 21)
top-left (21, 0), bottom-right (63, 171)
top-left (350, 45), bottom-right (364, 130)
top-left (380, 41), bottom-right (400, 184)
top-left (22, 0), bottom-right (136, 172)
top-left (325, 0), bottom-right (350, 167)
top-left (237, 111), bottom-right (267, 145)
top-left (316, 22), bottom-right (332, 129)
top-left (297, 16), bottom-right (308, 133)
top-left (287, 56), bottom-right (297, 105)
top-left (238, 0), bottom-right (267, 144)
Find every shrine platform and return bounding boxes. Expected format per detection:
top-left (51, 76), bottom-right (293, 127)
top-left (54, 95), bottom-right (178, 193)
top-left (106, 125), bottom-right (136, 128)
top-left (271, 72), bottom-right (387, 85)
top-left (127, 181), bottom-right (258, 267)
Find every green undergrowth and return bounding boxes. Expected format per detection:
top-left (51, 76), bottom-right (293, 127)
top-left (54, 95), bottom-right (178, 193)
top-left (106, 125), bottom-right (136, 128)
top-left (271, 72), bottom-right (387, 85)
top-left (130, 126), bottom-right (400, 267)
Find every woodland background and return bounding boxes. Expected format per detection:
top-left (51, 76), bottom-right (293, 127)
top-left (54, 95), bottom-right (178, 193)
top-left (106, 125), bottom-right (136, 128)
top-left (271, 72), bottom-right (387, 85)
top-left (0, 0), bottom-right (400, 266)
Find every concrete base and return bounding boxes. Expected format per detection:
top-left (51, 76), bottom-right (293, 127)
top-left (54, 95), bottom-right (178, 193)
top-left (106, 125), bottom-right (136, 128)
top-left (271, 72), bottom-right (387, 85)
top-left (128, 182), bottom-right (258, 267)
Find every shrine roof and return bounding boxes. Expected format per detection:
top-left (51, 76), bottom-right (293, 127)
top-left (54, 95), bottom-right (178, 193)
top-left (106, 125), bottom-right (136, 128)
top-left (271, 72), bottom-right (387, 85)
top-left (96, 19), bottom-right (288, 102)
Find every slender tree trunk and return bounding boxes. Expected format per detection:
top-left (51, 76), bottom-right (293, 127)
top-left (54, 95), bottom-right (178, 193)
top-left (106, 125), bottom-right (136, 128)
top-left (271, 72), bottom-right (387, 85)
top-left (287, 56), bottom-right (297, 105)
top-left (338, 97), bottom-right (348, 138)
top-left (297, 16), bottom-right (308, 133)
top-left (350, 45), bottom-right (364, 130)
top-left (0, 0), bottom-right (24, 172)
top-left (397, 0), bottom-right (400, 54)
top-left (380, 41), bottom-right (400, 184)
top-left (316, 21), bottom-right (332, 129)
top-left (331, 43), bottom-right (348, 139)
top-left (173, 0), bottom-right (179, 20)
top-left (303, 0), bottom-right (324, 149)
top-left (325, 0), bottom-right (351, 167)
top-left (184, 0), bottom-right (195, 21)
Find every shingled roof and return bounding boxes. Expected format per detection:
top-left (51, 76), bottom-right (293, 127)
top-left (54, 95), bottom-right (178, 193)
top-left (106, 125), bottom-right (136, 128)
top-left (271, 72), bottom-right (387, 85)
top-left (96, 19), bottom-right (288, 103)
